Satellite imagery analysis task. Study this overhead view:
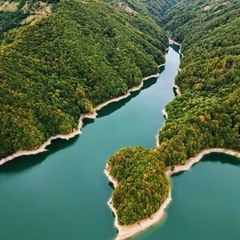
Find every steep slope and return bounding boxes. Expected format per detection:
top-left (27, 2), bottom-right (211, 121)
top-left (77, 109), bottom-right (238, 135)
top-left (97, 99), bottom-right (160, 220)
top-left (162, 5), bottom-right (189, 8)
top-left (105, 0), bottom-right (182, 23)
top-left (0, 0), bottom-right (58, 40)
top-left (0, 0), bottom-right (168, 159)
top-left (159, 0), bottom-right (240, 165)
top-left (107, 0), bottom-right (240, 226)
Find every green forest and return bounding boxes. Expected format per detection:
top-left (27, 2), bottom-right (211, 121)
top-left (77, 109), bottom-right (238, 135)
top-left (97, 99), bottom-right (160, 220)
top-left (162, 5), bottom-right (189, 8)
top-left (0, 0), bottom-right (168, 158)
top-left (1, 0), bottom-right (239, 229)
top-left (108, 147), bottom-right (169, 225)
top-left (107, 0), bottom-right (240, 225)
top-left (159, 0), bottom-right (240, 165)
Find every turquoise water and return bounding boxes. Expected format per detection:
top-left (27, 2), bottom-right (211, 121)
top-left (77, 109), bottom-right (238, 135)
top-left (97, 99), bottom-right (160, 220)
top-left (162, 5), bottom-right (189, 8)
top-left (0, 47), bottom-right (180, 240)
top-left (1, 46), bottom-right (239, 240)
top-left (134, 153), bottom-right (240, 240)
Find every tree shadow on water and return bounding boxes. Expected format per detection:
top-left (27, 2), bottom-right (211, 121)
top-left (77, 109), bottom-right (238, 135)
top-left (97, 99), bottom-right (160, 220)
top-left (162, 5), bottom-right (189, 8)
top-left (170, 44), bottom-right (180, 54)
top-left (172, 152), bottom-right (240, 179)
top-left (1, 67), bottom-right (164, 173)
top-left (0, 136), bottom-right (79, 173)
top-left (96, 76), bottom-right (158, 119)
top-left (173, 86), bottom-right (178, 96)
top-left (0, 76), bottom-right (159, 173)
top-left (201, 152), bottom-right (240, 166)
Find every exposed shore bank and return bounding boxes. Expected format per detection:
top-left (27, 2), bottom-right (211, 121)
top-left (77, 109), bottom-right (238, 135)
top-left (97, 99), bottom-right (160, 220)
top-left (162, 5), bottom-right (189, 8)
top-left (105, 148), bottom-right (240, 240)
top-left (155, 107), bottom-right (169, 148)
top-left (105, 40), bottom-right (240, 240)
top-left (104, 39), bottom-right (240, 240)
top-left (169, 38), bottom-right (183, 57)
top-left (162, 108), bottom-right (168, 119)
top-left (0, 70), bottom-right (163, 166)
top-left (169, 38), bottom-right (181, 46)
top-left (173, 84), bottom-right (181, 95)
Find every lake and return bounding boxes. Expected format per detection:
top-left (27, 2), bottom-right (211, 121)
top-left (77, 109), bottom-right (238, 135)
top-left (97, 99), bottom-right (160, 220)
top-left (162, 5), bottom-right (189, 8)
top-left (1, 46), bottom-right (239, 240)
top-left (134, 152), bottom-right (240, 240)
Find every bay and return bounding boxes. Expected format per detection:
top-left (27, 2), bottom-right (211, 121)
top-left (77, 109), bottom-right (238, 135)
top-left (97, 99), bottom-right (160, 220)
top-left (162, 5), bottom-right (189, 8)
top-left (134, 153), bottom-right (240, 240)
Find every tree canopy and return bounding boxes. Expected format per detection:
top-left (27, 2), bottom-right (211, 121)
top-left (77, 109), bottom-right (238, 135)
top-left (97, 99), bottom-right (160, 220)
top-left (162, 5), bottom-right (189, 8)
top-left (0, 0), bottom-right (168, 158)
top-left (107, 0), bottom-right (240, 225)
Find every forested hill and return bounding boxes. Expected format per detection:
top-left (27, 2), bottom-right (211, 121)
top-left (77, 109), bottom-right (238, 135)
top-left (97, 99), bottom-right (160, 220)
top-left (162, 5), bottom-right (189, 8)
top-left (0, 0), bottom-right (59, 40)
top-left (107, 0), bottom-right (240, 225)
top-left (159, 0), bottom-right (240, 165)
top-left (105, 0), bottom-right (182, 23)
top-left (0, 0), bottom-right (168, 159)
top-left (2, 0), bottom-right (239, 231)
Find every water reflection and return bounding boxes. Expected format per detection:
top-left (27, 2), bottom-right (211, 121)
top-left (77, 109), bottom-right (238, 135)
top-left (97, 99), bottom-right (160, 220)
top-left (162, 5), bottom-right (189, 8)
top-left (201, 152), bottom-right (240, 166)
top-left (170, 44), bottom-right (180, 54)
top-left (96, 66), bottom-right (166, 120)
top-left (0, 136), bottom-right (79, 173)
top-left (172, 152), bottom-right (240, 177)
top-left (0, 62), bottom-right (165, 172)
top-left (173, 86), bottom-right (178, 96)
top-left (96, 90), bottom-right (140, 119)
top-left (95, 77), bottom-right (159, 119)
top-left (134, 152), bottom-right (240, 240)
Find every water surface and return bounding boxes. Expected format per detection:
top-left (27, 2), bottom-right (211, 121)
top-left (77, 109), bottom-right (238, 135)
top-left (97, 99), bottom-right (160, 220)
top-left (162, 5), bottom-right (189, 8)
top-left (0, 47), bottom-right (180, 240)
top-left (134, 153), bottom-right (240, 240)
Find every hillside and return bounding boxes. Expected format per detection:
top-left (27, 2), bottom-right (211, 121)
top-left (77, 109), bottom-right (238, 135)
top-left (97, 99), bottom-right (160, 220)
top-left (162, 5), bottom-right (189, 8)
top-left (107, 0), bottom-right (240, 225)
top-left (1, 0), bottom-right (239, 232)
top-left (0, 0), bottom-right (168, 158)
top-left (105, 0), bottom-right (181, 23)
top-left (159, 0), bottom-right (240, 165)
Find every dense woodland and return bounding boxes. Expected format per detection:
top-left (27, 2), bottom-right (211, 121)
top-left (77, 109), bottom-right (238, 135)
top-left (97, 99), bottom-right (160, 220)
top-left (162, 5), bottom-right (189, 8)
top-left (0, 0), bottom-right (168, 158)
top-left (158, 0), bottom-right (240, 165)
top-left (105, 0), bottom-right (181, 23)
top-left (1, 0), bottom-right (239, 229)
top-left (107, 0), bottom-right (240, 225)
top-left (108, 147), bottom-right (169, 225)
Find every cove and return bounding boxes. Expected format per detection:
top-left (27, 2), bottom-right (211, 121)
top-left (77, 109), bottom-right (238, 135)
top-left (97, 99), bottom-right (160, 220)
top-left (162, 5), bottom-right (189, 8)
top-left (134, 152), bottom-right (240, 240)
top-left (0, 46), bottom-right (180, 240)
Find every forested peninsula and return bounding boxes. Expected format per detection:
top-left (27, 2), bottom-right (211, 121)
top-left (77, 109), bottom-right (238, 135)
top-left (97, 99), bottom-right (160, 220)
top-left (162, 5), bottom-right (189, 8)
top-left (106, 0), bottom-right (240, 236)
top-left (0, 0), bottom-right (170, 160)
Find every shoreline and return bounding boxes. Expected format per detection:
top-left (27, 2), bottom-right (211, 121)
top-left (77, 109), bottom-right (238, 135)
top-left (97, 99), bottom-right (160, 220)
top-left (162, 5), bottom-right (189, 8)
top-left (162, 108), bottom-right (168, 119)
top-left (155, 107), bottom-right (169, 148)
top-left (105, 148), bottom-right (240, 240)
top-left (0, 70), bottom-right (163, 166)
top-left (169, 38), bottom-right (181, 46)
top-left (105, 40), bottom-right (240, 239)
top-left (156, 81), bottom-right (181, 149)
top-left (169, 38), bottom-right (184, 57)
top-left (156, 42), bottom-right (182, 149)
top-left (173, 83), bottom-right (181, 95)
